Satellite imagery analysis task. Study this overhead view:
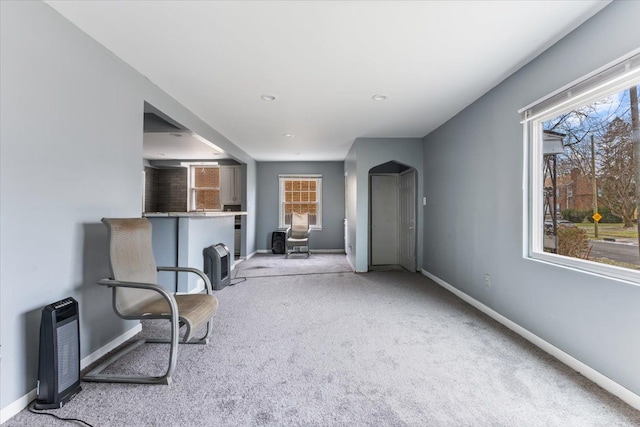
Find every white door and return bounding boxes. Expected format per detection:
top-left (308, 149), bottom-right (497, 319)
top-left (371, 175), bottom-right (398, 265)
top-left (399, 170), bottom-right (416, 271)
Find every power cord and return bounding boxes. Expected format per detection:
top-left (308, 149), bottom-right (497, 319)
top-left (28, 402), bottom-right (94, 427)
top-left (229, 269), bottom-right (247, 286)
top-left (229, 276), bottom-right (247, 286)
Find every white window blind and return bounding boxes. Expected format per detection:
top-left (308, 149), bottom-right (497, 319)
top-left (519, 49), bottom-right (640, 123)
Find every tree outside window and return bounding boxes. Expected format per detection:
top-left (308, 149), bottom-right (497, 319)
top-left (539, 85), bottom-right (639, 273)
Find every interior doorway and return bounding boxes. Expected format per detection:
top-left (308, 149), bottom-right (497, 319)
top-left (370, 174), bottom-right (399, 265)
top-left (369, 161), bottom-right (417, 271)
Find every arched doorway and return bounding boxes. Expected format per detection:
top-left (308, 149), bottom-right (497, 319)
top-left (369, 161), bottom-right (417, 271)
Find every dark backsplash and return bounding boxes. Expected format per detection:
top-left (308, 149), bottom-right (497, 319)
top-left (144, 167), bottom-right (187, 212)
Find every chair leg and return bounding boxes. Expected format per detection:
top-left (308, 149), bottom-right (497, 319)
top-left (83, 316), bottom-right (179, 385)
top-left (179, 316), bottom-right (213, 344)
top-left (285, 245), bottom-right (310, 258)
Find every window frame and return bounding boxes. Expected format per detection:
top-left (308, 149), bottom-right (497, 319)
top-left (188, 164), bottom-right (221, 211)
top-left (521, 51), bottom-right (640, 285)
top-left (278, 174), bottom-right (323, 230)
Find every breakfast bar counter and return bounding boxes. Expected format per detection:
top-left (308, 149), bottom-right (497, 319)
top-left (144, 212), bottom-right (246, 292)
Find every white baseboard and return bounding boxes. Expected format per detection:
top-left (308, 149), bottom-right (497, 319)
top-left (246, 250), bottom-right (258, 260)
top-left (0, 324), bottom-right (142, 424)
top-left (256, 249), bottom-right (345, 254)
top-left (421, 269), bottom-right (640, 411)
top-left (0, 389), bottom-right (37, 424)
top-left (190, 278), bottom-right (205, 294)
top-left (80, 323), bottom-right (142, 370)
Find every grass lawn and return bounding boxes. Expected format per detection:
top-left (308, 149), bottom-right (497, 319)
top-left (574, 223), bottom-right (638, 240)
top-left (589, 257), bottom-right (640, 270)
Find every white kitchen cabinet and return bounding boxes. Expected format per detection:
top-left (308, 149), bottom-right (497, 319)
top-left (220, 166), bottom-right (242, 205)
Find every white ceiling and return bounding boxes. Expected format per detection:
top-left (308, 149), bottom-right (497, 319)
top-left (46, 0), bottom-right (609, 162)
top-left (142, 132), bottom-right (226, 161)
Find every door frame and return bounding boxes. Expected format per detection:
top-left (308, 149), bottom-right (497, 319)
top-left (368, 163), bottom-right (417, 270)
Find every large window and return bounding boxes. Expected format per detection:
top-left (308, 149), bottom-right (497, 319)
top-left (279, 175), bottom-right (322, 229)
top-left (190, 165), bottom-right (220, 211)
top-left (521, 51), bottom-right (640, 283)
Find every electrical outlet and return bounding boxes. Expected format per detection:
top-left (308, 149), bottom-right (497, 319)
top-left (484, 274), bottom-right (491, 288)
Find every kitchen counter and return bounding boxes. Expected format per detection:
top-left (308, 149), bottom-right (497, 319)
top-left (144, 211), bottom-right (247, 217)
top-left (147, 213), bottom-right (241, 293)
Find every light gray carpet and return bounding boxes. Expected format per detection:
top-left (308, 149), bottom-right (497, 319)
top-left (7, 254), bottom-right (640, 426)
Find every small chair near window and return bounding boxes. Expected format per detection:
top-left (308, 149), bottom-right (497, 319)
top-left (83, 218), bottom-right (219, 385)
top-left (285, 212), bottom-right (311, 257)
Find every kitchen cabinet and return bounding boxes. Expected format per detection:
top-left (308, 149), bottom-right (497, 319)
top-left (220, 166), bottom-right (242, 205)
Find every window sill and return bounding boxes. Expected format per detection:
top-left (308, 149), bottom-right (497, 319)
top-left (527, 251), bottom-right (640, 286)
top-left (278, 226), bottom-right (323, 231)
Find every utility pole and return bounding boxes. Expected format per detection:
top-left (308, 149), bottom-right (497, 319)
top-left (630, 86), bottom-right (639, 260)
top-left (591, 134), bottom-right (599, 238)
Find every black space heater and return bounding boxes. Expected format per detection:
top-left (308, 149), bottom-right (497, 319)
top-left (272, 231), bottom-right (286, 254)
top-left (35, 297), bottom-right (82, 410)
top-left (203, 243), bottom-right (231, 290)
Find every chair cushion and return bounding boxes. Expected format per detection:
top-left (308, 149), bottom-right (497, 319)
top-left (135, 294), bottom-right (218, 332)
top-left (175, 294), bottom-right (219, 329)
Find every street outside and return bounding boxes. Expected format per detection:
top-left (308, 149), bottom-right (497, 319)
top-left (588, 240), bottom-right (640, 266)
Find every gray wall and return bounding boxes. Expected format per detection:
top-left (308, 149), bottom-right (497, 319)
top-left (255, 162), bottom-right (345, 251)
top-left (422, 0), bottom-right (640, 396)
top-left (0, 1), bottom-right (256, 412)
top-left (345, 145), bottom-right (358, 269)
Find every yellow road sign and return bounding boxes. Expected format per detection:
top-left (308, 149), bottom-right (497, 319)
top-left (592, 212), bottom-right (602, 222)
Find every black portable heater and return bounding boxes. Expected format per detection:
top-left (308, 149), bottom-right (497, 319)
top-left (35, 297), bottom-right (82, 409)
top-left (272, 231), bottom-right (286, 254)
top-left (203, 243), bottom-right (231, 290)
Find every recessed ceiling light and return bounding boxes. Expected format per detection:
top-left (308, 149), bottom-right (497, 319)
top-left (261, 94), bottom-right (277, 101)
top-left (283, 133), bottom-right (294, 138)
top-left (372, 94), bottom-right (387, 101)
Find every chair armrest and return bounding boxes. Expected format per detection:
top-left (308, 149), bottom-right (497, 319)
top-left (285, 227), bottom-right (292, 238)
top-left (156, 266), bottom-right (213, 294)
top-left (97, 278), bottom-right (179, 321)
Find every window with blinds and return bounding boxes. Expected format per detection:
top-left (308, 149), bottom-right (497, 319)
top-left (190, 166), bottom-right (221, 211)
top-left (278, 175), bottom-right (322, 229)
top-left (520, 50), bottom-right (640, 284)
